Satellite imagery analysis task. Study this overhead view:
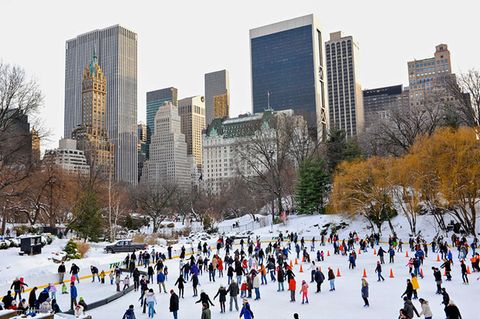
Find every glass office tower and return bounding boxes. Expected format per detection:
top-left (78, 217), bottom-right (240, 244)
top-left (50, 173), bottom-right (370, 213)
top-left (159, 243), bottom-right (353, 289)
top-left (250, 14), bottom-right (328, 140)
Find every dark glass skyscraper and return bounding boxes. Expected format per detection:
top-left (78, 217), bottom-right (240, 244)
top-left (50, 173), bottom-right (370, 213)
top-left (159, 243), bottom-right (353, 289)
top-left (250, 14), bottom-right (328, 140)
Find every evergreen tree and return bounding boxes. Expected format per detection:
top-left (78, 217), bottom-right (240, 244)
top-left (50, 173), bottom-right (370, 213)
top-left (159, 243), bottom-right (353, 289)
top-left (295, 158), bottom-right (329, 214)
top-left (64, 239), bottom-right (80, 260)
top-left (325, 128), bottom-right (362, 173)
top-left (70, 187), bottom-right (103, 241)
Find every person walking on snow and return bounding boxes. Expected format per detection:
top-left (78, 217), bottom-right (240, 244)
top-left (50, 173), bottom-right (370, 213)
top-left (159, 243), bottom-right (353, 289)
top-left (361, 278), bottom-right (369, 307)
top-left (299, 280), bottom-right (309, 304)
top-left (145, 288), bottom-right (157, 318)
top-left (289, 278), bottom-right (296, 302)
top-left (418, 298), bottom-right (432, 319)
top-left (375, 261), bottom-right (385, 282)
top-left (239, 298), bottom-right (254, 319)
top-left (327, 267), bottom-right (336, 291)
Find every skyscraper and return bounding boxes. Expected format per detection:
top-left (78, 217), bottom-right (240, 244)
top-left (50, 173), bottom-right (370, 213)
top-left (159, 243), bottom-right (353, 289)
top-left (146, 102), bottom-right (191, 191)
top-left (64, 25), bottom-right (138, 184)
top-left (205, 70), bottom-right (229, 126)
top-left (407, 44), bottom-right (454, 106)
top-left (137, 122), bottom-right (147, 182)
top-left (325, 31), bottom-right (364, 137)
top-left (146, 87), bottom-right (178, 159)
top-left (250, 14), bottom-right (328, 140)
top-left (178, 96), bottom-right (206, 168)
top-left (362, 85), bottom-right (403, 128)
top-left (72, 53), bottom-right (114, 178)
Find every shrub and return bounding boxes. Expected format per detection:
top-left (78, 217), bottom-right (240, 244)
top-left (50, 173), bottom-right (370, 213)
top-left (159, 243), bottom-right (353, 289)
top-left (132, 234), bottom-right (146, 243)
top-left (76, 241), bottom-right (90, 258)
top-left (64, 240), bottom-right (80, 260)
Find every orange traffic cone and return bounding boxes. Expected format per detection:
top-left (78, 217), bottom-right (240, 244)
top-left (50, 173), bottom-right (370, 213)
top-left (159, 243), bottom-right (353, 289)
top-left (358, 249), bottom-right (361, 254)
top-left (420, 268), bottom-right (424, 277)
top-left (299, 264), bottom-right (304, 273)
top-left (467, 266), bottom-right (471, 274)
top-left (444, 269), bottom-right (447, 276)
top-left (289, 260), bottom-right (293, 268)
top-left (362, 268), bottom-right (367, 278)
top-left (436, 254), bottom-right (440, 262)
top-left (327, 251), bottom-right (331, 257)
top-left (389, 268), bottom-right (394, 278)
top-left (302, 256), bottom-right (305, 263)
top-left (405, 251), bottom-right (409, 257)
top-left (295, 258), bottom-right (298, 265)
top-left (373, 249), bottom-right (377, 255)
top-left (336, 268), bottom-right (341, 277)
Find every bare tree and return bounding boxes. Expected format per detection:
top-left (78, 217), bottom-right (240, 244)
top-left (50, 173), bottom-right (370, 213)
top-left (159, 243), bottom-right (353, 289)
top-left (135, 183), bottom-right (178, 233)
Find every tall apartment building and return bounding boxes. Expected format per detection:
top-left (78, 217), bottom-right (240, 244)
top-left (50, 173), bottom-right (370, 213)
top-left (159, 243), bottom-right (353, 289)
top-left (72, 53), bottom-right (114, 178)
top-left (43, 139), bottom-right (90, 175)
top-left (178, 96), bottom-right (206, 168)
top-left (250, 14), bottom-right (328, 140)
top-left (31, 127), bottom-right (40, 163)
top-left (325, 31), bottom-right (364, 137)
top-left (145, 102), bottom-right (191, 191)
top-left (146, 87), bottom-right (178, 159)
top-left (205, 70), bottom-right (230, 126)
top-left (137, 123), bottom-right (147, 182)
top-left (362, 85), bottom-right (403, 128)
top-left (64, 25), bottom-right (138, 184)
top-left (0, 109), bottom-right (33, 167)
top-left (408, 44), bottom-right (455, 106)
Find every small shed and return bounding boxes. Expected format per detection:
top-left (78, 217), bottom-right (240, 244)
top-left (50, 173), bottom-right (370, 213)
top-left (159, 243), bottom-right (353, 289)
top-left (20, 235), bottom-right (42, 255)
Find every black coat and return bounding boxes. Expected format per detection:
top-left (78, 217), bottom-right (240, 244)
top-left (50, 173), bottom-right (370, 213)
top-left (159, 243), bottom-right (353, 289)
top-left (444, 304), bottom-right (462, 319)
top-left (58, 264), bottom-right (66, 273)
top-left (170, 293), bottom-right (179, 312)
top-left (196, 292), bottom-right (214, 307)
top-left (28, 289), bottom-right (37, 308)
top-left (227, 282), bottom-right (239, 297)
top-left (214, 288), bottom-right (227, 302)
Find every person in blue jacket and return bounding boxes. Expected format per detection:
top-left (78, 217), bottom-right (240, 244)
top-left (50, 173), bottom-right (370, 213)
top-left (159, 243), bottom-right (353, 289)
top-left (70, 282), bottom-right (78, 310)
top-left (239, 298), bottom-right (254, 319)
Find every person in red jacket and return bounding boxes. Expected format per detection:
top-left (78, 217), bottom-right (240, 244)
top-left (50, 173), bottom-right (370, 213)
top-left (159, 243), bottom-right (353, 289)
top-left (289, 278), bottom-right (296, 302)
top-left (299, 280), bottom-right (309, 304)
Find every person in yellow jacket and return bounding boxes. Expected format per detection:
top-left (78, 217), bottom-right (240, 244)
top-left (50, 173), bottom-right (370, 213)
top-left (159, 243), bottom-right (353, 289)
top-left (99, 270), bottom-right (106, 284)
top-left (411, 273), bottom-right (419, 300)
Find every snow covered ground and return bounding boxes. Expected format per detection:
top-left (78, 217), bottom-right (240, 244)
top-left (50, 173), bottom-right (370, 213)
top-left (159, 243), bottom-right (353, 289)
top-left (1, 213), bottom-right (479, 318)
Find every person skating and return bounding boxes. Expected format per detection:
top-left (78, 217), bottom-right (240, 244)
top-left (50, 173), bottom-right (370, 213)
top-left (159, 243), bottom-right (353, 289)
top-left (289, 278), bottom-right (296, 302)
top-left (460, 260), bottom-right (468, 284)
top-left (70, 282), bottom-right (78, 310)
top-left (157, 270), bottom-right (167, 293)
top-left (375, 261), bottom-right (385, 281)
top-left (401, 279), bottom-right (414, 300)
top-left (145, 288), bottom-right (157, 318)
top-left (70, 263), bottom-right (80, 283)
top-left (196, 291), bottom-right (214, 308)
top-left (398, 309), bottom-right (411, 319)
top-left (299, 280), bottom-right (309, 304)
top-left (169, 290), bottom-right (179, 319)
top-left (440, 259), bottom-right (452, 281)
top-left (239, 298), bottom-right (254, 319)
top-left (90, 265), bottom-right (99, 282)
top-left (277, 266), bottom-right (285, 291)
top-left (441, 288), bottom-right (450, 306)
top-left (252, 272), bottom-right (260, 300)
top-left (378, 247), bottom-right (386, 264)
top-left (10, 277), bottom-right (28, 301)
top-left (226, 280), bottom-right (239, 312)
top-left (314, 267), bottom-right (325, 293)
top-left (58, 262), bottom-right (66, 283)
top-left (79, 296), bottom-right (88, 312)
top-left (418, 298), bottom-right (432, 319)
top-left (444, 300), bottom-right (462, 319)
top-left (175, 274), bottom-right (186, 298)
top-left (201, 302), bottom-right (212, 319)
top-left (432, 267), bottom-right (442, 294)
top-left (214, 285), bottom-right (228, 313)
top-left (122, 304), bottom-right (136, 319)
top-left (403, 297), bottom-right (420, 318)
top-left (327, 267), bottom-right (336, 291)
top-left (361, 278), bottom-right (369, 307)
top-left (37, 287), bottom-right (49, 305)
top-left (410, 274), bottom-right (419, 299)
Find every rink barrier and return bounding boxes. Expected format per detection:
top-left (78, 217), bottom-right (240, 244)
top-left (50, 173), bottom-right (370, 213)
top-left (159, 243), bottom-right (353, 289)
top-left (60, 268), bottom-right (146, 316)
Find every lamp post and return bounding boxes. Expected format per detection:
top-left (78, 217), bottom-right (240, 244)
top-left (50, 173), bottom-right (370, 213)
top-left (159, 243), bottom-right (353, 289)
top-left (268, 150), bottom-right (275, 231)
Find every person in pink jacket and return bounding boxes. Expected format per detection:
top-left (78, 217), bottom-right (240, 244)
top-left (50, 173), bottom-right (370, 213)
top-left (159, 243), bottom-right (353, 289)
top-left (299, 280), bottom-right (309, 304)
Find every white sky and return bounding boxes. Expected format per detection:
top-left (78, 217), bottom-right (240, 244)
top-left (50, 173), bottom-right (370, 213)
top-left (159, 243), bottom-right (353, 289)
top-left (1, 0), bottom-right (478, 151)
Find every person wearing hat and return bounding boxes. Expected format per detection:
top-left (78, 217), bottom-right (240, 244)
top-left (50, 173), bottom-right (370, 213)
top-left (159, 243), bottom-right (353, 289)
top-left (239, 298), bottom-right (254, 319)
top-left (122, 305), bottom-right (136, 319)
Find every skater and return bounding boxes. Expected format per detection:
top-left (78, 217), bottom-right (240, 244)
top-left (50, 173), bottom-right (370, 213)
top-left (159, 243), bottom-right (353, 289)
top-left (58, 262), bottom-right (66, 283)
top-left (157, 270), bottom-right (167, 293)
top-left (191, 272), bottom-right (199, 297)
top-left (174, 274), bottom-right (186, 298)
top-left (196, 291), bottom-right (214, 308)
top-left (361, 278), bottom-right (369, 307)
top-left (239, 298), bottom-right (254, 319)
top-left (314, 267), bottom-right (325, 293)
top-left (227, 280), bottom-right (239, 312)
top-left (90, 265), bottom-right (99, 282)
top-left (289, 277), bottom-right (296, 302)
top-left (70, 263), bottom-right (80, 283)
top-left (377, 246), bottom-right (386, 264)
top-left (123, 275), bottom-right (131, 290)
top-left (100, 270), bottom-right (106, 284)
top-left (441, 288), bottom-right (450, 306)
top-left (411, 273), bottom-right (419, 299)
top-left (299, 280), bottom-right (309, 304)
top-left (418, 298), bottom-right (432, 319)
top-left (201, 303), bottom-right (212, 319)
top-left (28, 287), bottom-right (37, 310)
top-left (401, 279), bottom-right (414, 300)
top-left (432, 267), bottom-right (442, 294)
top-left (403, 297), bottom-right (419, 318)
top-left (10, 277), bottom-right (28, 301)
top-left (146, 289), bottom-right (157, 318)
top-left (49, 283), bottom-right (57, 300)
top-left (252, 272), bottom-right (260, 300)
top-left (460, 260), bottom-right (469, 284)
top-left (213, 285), bottom-right (227, 313)
top-left (169, 290), bottom-right (179, 319)
top-left (327, 267), bottom-right (336, 291)
top-left (122, 305), bottom-right (136, 319)
top-left (440, 259), bottom-right (452, 281)
top-left (277, 266), bottom-right (285, 291)
top-left (70, 282), bottom-right (78, 310)
top-left (444, 301), bottom-right (462, 319)
top-left (375, 261), bottom-right (385, 281)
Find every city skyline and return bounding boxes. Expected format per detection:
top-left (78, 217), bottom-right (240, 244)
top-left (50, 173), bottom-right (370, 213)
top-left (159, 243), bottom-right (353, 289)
top-left (1, 0), bottom-right (478, 151)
